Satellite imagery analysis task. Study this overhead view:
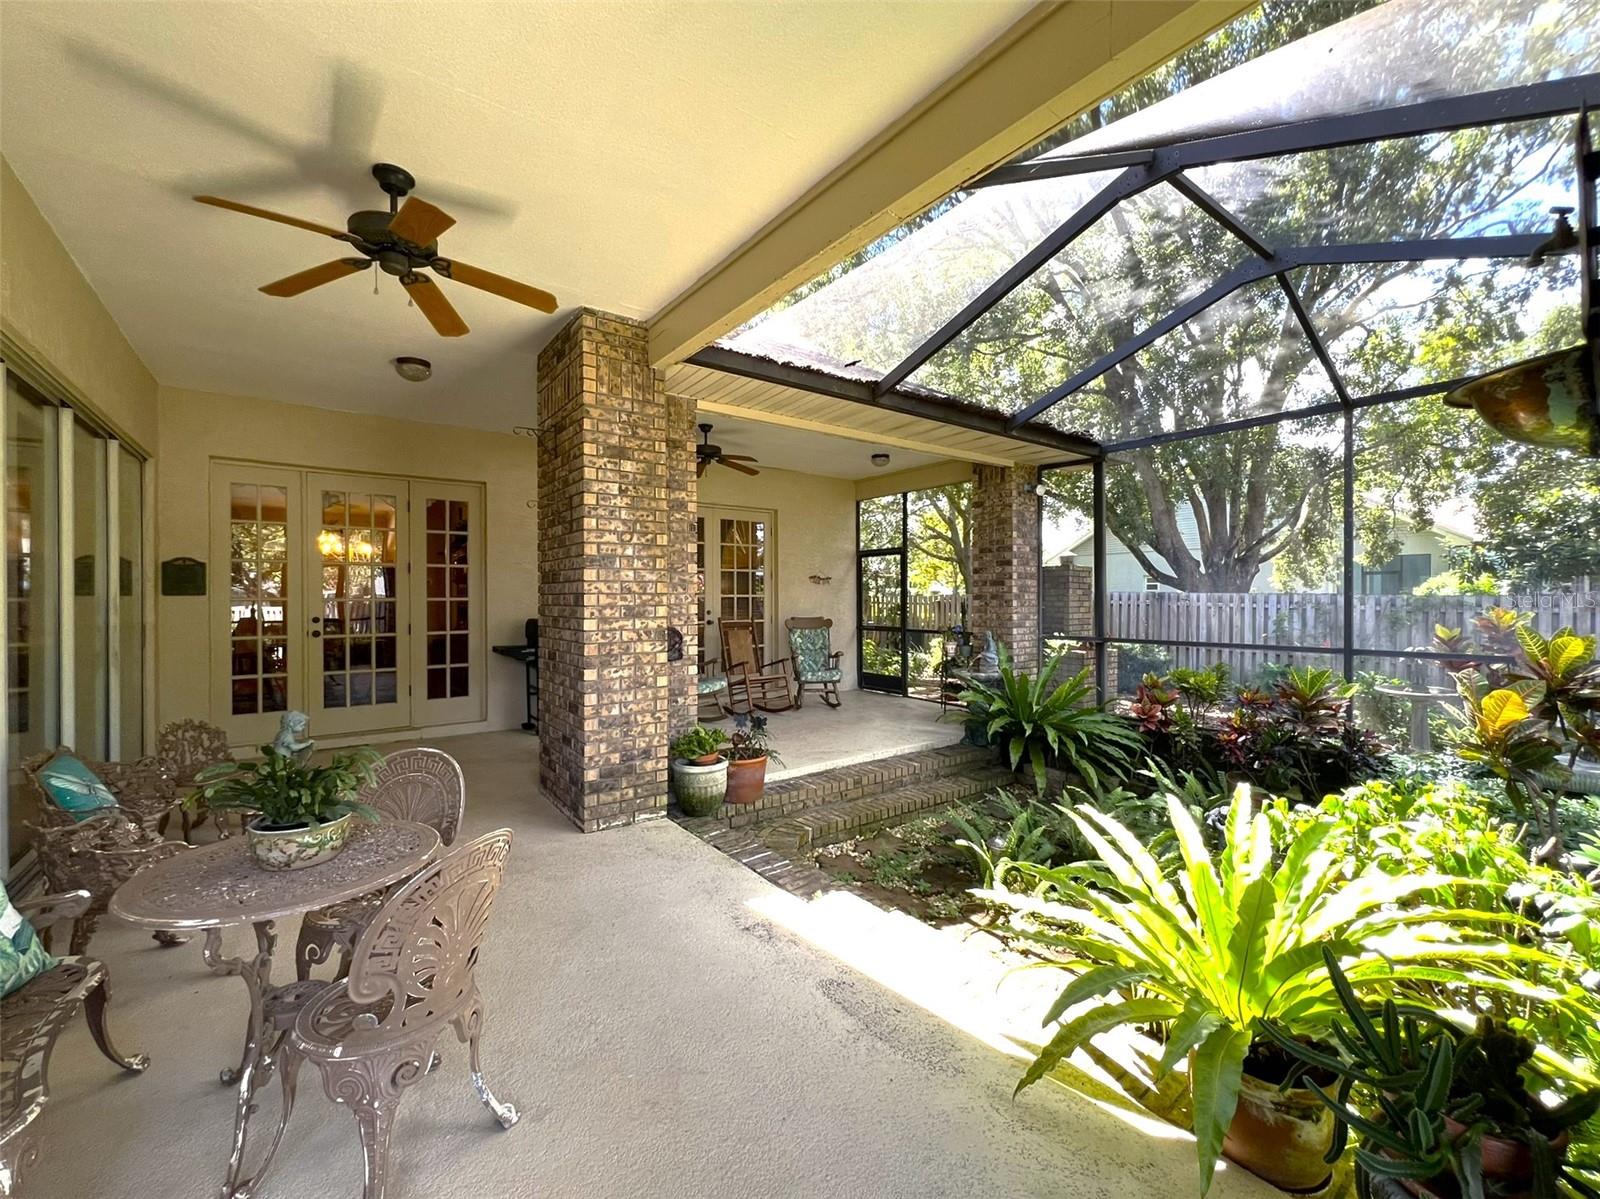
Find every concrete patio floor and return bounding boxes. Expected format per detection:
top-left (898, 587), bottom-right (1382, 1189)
top-left (33, 730), bottom-right (1274, 1199)
top-left (752, 690), bottom-right (966, 781)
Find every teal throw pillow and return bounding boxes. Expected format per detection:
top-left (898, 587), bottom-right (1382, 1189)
top-left (0, 881), bottom-right (58, 997)
top-left (36, 752), bottom-right (118, 820)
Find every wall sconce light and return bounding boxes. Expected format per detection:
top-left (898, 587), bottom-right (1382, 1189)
top-left (871, 452), bottom-right (891, 467)
top-left (393, 356), bottom-right (432, 383)
top-left (512, 426), bottom-right (537, 438)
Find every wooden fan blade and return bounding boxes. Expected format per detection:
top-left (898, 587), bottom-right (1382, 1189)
top-left (259, 258), bottom-right (370, 297)
top-left (400, 274), bottom-right (469, 337)
top-left (721, 454), bottom-right (759, 462)
top-left (696, 458), bottom-right (708, 478)
top-left (388, 196), bottom-right (456, 246)
top-left (431, 258), bottom-right (557, 312)
top-left (194, 195), bottom-right (346, 239)
top-left (721, 460), bottom-right (760, 477)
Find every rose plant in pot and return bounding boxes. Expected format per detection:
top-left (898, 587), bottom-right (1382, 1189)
top-left (190, 744), bottom-right (381, 871)
top-left (982, 783), bottom-right (1532, 1195)
top-left (724, 714), bottom-right (781, 806)
top-left (670, 726), bottom-right (730, 817)
top-left (1261, 950), bottom-right (1600, 1199)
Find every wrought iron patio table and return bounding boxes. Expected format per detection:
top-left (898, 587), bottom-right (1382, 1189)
top-left (109, 820), bottom-right (441, 1199)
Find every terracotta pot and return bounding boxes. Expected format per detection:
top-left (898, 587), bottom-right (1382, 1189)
top-left (671, 756), bottom-right (728, 817)
top-left (245, 813), bottom-right (354, 871)
top-left (1383, 1121), bottom-right (1569, 1199)
top-left (1221, 1069), bottom-right (1336, 1193)
top-left (725, 755), bottom-right (768, 805)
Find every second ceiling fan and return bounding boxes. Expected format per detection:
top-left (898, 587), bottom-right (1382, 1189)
top-left (195, 162), bottom-right (557, 337)
top-left (696, 424), bottom-right (760, 477)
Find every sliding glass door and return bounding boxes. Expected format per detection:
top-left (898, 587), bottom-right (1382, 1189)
top-left (4, 368), bottom-right (145, 867)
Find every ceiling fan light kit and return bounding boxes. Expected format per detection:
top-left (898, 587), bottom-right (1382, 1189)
top-left (194, 162), bottom-right (558, 338)
top-left (392, 356), bottom-right (431, 382)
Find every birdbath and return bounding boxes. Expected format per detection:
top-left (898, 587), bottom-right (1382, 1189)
top-left (1373, 682), bottom-right (1456, 752)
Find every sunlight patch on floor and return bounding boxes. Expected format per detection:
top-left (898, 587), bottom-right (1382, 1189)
top-left (747, 885), bottom-right (1190, 1143)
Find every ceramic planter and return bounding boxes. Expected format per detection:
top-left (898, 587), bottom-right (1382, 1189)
top-left (672, 756), bottom-right (729, 817)
top-left (245, 812), bottom-right (354, 871)
top-left (1442, 344), bottom-right (1597, 456)
top-left (725, 755), bottom-right (768, 805)
top-left (1221, 1070), bottom-right (1336, 1193)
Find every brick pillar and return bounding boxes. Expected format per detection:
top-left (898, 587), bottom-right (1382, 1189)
top-left (666, 393), bottom-right (698, 738)
top-left (537, 310), bottom-right (681, 831)
top-left (970, 464), bottom-right (1040, 669)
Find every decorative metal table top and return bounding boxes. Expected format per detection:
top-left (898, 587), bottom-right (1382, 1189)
top-left (109, 820), bottom-right (441, 930)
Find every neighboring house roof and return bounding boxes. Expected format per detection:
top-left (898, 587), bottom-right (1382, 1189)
top-left (1044, 504), bottom-right (1476, 567)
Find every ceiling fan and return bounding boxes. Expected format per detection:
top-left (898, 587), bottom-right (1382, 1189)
top-left (193, 162), bottom-right (557, 337)
top-left (696, 424), bottom-right (760, 477)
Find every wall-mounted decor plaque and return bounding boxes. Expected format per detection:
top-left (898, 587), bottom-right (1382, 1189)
top-left (161, 556), bottom-right (206, 596)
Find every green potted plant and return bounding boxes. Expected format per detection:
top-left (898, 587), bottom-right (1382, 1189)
top-left (1260, 949), bottom-right (1600, 1199)
top-left (191, 744), bottom-right (381, 870)
top-left (670, 726), bottom-right (730, 817)
top-left (985, 783), bottom-right (1531, 1195)
top-left (724, 714), bottom-right (780, 806)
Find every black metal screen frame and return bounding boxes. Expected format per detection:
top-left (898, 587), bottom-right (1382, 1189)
top-left (688, 76), bottom-right (1597, 459)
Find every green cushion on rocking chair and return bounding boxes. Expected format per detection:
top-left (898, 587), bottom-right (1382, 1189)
top-left (788, 626), bottom-right (838, 681)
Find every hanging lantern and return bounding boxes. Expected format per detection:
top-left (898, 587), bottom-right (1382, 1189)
top-left (1442, 344), bottom-right (1598, 457)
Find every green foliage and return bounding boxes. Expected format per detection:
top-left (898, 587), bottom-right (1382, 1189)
top-left (958, 645), bottom-right (1143, 792)
top-left (727, 714), bottom-right (781, 764)
top-left (985, 782), bottom-right (1536, 1194)
top-left (1448, 670), bottom-right (1568, 855)
top-left (192, 745), bottom-right (381, 828)
top-left (1259, 950), bottom-right (1600, 1199)
top-left (670, 726), bottom-right (730, 761)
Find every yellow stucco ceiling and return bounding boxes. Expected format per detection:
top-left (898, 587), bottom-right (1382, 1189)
top-left (0, 0), bottom-right (1033, 431)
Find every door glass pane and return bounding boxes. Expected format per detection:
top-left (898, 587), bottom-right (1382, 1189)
top-left (320, 484), bottom-right (402, 713)
top-left (6, 377), bottom-right (59, 862)
top-left (231, 479), bottom-right (290, 715)
top-left (423, 494), bottom-right (469, 700)
top-left (718, 518), bottom-right (766, 654)
top-left (72, 425), bottom-right (108, 756)
top-left (117, 446), bottom-right (143, 758)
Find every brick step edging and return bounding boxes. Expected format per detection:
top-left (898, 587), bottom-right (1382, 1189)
top-left (759, 766), bottom-right (1013, 854)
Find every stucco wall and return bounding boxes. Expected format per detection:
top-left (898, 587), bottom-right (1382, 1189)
top-left (156, 388), bottom-right (539, 738)
top-left (0, 158), bottom-right (159, 451)
top-left (699, 463), bottom-right (857, 688)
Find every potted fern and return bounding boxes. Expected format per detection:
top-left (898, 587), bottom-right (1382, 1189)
top-left (191, 745), bottom-right (381, 870)
top-left (984, 783), bottom-right (1534, 1195)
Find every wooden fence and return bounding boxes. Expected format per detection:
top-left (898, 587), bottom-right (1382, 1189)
top-left (1095, 590), bottom-right (1600, 688)
top-left (862, 588), bottom-right (965, 631)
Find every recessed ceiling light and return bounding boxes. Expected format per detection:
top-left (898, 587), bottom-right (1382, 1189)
top-left (871, 452), bottom-right (891, 467)
top-left (393, 356), bottom-right (432, 382)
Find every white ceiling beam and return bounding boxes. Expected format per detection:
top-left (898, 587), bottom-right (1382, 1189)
top-left (646, 0), bottom-right (1253, 368)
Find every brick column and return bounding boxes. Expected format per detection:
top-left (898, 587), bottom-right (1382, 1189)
top-left (537, 310), bottom-right (685, 831)
top-left (666, 393), bottom-right (698, 738)
top-left (970, 464), bottom-right (1040, 669)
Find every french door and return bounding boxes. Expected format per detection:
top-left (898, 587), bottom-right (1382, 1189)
top-left (213, 464), bottom-right (482, 745)
top-left (697, 507), bottom-right (773, 670)
top-left (306, 474), bottom-right (409, 736)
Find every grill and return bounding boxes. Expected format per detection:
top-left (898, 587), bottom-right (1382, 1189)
top-left (491, 619), bottom-right (539, 733)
